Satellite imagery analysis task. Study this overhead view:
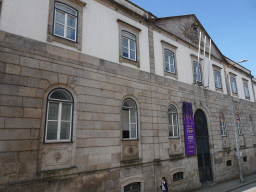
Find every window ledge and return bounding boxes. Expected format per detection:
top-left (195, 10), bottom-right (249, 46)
top-left (120, 57), bottom-right (140, 68)
top-left (216, 87), bottom-right (223, 92)
top-left (47, 34), bottom-right (81, 50)
top-left (120, 158), bottom-right (142, 165)
top-left (169, 153), bottom-right (184, 160)
top-left (169, 137), bottom-right (180, 139)
top-left (164, 71), bottom-right (178, 79)
top-left (44, 141), bottom-right (73, 144)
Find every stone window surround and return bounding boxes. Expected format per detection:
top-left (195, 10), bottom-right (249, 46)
top-left (190, 54), bottom-right (203, 85)
top-left (44, 88), bottom-right (74, 143)
top-left (120, 176), bottom-right (145, 192)
top-left (212, 64), bottom-right (223, 92)
top-left (229, 72), bottom-right (238, 97)
top-left (161, 40), bottom-right (178, 79)
top-left (47, 0), bottom-right (86, 51)
top-left (117, 19), bottom-right (141, 68)
top-left (170, 167), bottom-right (186, 186)
top-left (242, 78), bottom-right (250, 99)
top-left (219, 111), bottom-right (227, 137)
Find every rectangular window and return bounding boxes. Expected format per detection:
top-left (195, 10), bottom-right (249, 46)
top-left (214, 70), bottom-right (222, 89)
top-left (118, 19), bottom-right (141, 68)
top-left (122, 31), bottom-right (136, 61)
top-left (193, 61), bottom-right (202, 83)
top-left (54, 2), bottom-right (78, 41)
top-left (243, 82), bottom-right (250, 98)
top-left (230, 77), bottom-right (237, 94)
top-left (165, 50), bottom-right (175, 74)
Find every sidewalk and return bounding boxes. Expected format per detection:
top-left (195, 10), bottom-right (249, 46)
top-left (194, 173), bottom-right (256, 192)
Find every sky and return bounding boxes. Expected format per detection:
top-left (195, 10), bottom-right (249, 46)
top-left (130, 0), bottom-right (256, 77)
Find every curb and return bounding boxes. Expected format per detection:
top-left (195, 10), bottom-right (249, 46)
top-left (224, 179), bottom-right (256, 192)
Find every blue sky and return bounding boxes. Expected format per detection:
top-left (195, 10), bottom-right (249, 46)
top-left (130, 0), bottom-right (256, 77)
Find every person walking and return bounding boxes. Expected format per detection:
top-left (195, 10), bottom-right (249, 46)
top-left (160, 177), bottom-right (168, 192)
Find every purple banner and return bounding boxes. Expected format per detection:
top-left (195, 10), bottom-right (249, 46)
top-left (183, 102), bottom-right (197, 156)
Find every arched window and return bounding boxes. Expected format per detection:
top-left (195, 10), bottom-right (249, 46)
top-left (54, 2), bottom-right (78, 41)
top-left (124, 182), bottom-right (140, 192)
top-left (193, 61), bottom-right (202, 82)
top-left (165, 49), bottom-right (175, 74)
top-left (235, 114), bottom-right (242, 135)
top-left (219, 112), bottom-right (226, 136)
top-left (45, 89), bottom-right (73, 142)
top-left (249, 116), bottom-right (254, 135)
top-left (168, 105), bottom-right (179, 137)
top-left (122, 99), bottom-right (137, 139)
top-left (230, 77), bottom-right (237, 93)
top-left (122, 31), bottom-right (137, 61)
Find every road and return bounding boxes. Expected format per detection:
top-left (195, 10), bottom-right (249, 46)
top-left (231, 182), bottom-right (256, 192)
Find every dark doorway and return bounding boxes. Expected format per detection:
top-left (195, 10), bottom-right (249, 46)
top-left (194, 109), bottom-right (213, 183)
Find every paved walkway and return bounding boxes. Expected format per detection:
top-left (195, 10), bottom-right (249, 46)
top-left (194, 173), bottom-right (256, 192)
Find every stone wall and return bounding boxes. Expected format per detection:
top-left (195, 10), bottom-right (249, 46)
top-left (0, 30), bottom-right (256, 192)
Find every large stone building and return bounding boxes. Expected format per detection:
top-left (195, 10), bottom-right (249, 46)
top-left (0, 0), bottom-right (256, 191)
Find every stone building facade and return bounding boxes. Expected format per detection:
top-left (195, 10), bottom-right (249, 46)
top-left (0, 0), bottom-right (256, 192)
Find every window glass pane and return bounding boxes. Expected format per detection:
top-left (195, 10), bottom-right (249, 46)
top-left (124, 185), bottom-right (130, 192)
top-left (60, 122), bottom-right (70, 139)
top-left (122, 47), bottom-right (128, 58)
top-left (122, 31), bottom-right (135, 41)
top-left (122, 99), bottom-right (135, 108)
top-left (132, 183), bottom-right (139, 190)
top-left (130, 50), bottom-right (136, 61)
top-left (61, 103), bottom-right (71, 121)
top-left (67, 27), bottom-right (76, 40)
top-left (168, 105), bottom-right (176, 113)
top-left (55, 10), bottom-right (65, 24)
top-left (165, 63), bottom-right (170, 71)
top-left (194, 74), bottom-right (197, 81)
top-left (131, 124), bottom-right (136, 138)
top-left (56, 3), bottom-right (77, 16)
top-left (46, 121), bottom-right (58, 140)
top-left (130, 110), bottom-right (136, 123)
top-left (48, 102), bottom-right (59, 120)
top-left (174, 126), bottom-right (178, 136)
top-left (169, 125), bottom-right (173, 137)
top-left (54, 23), bottom-right (64, 37)
top-left (130, 40), bottom-right (136, 50)
top-left (50, 90), bottom-right (72, 101)
top-left (198, 74), bottom-right (201, 82)
top-left (122, 110), bottom-right (129, 131)
top-left (67, 15), bottom-right (76, 28)
top-left (165, 55), bottom-right (169, 63)
top-left (173, 114), bottom-right (178, 125)
top-left (168, 114), bottom-right (173, 125)
top-left (122, 37), bottom-right (128, 48)
top-left (170, 65), bottom-right (175, 73)
top-left (169, 57), bottom-right (174, 65)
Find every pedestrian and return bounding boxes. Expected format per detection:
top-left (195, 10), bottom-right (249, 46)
top-left (160, 177), bottom-right (168, 192)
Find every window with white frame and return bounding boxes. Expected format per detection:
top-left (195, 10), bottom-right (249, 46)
top-left (235, 114), bottom-right (242, 135)
top-left (168, 105), bottom-right (179, 137)
top-left (219, 112), bottom-right (227, 136)
top-left (215, 70), bottom-right (222, 89)
top-left (165, 49), bottom-right (175, 74)
top-left (122, 99), bottom-right (137, 139)
top-left (249, 116), bottom-right (255, 135)
top-left (243, 82), bottom-right (250, 98)
top-left (230, 77), bottom-right (237, 94)
top-left (193, 61), bottom-right (202, 83)
top-left (54, 2), bottom-right (78, 41)
top-left (45, 89), bottom-right (73, 142)
top-left (122, 31), bottom-right (137, 61)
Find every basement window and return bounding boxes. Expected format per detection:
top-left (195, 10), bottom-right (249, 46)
top-left (243, 156), bottom-right (247, 162)
top-left (173, 172), bottom-right (184, 182)
top-left (226, 160), bottom-right (232, 167)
